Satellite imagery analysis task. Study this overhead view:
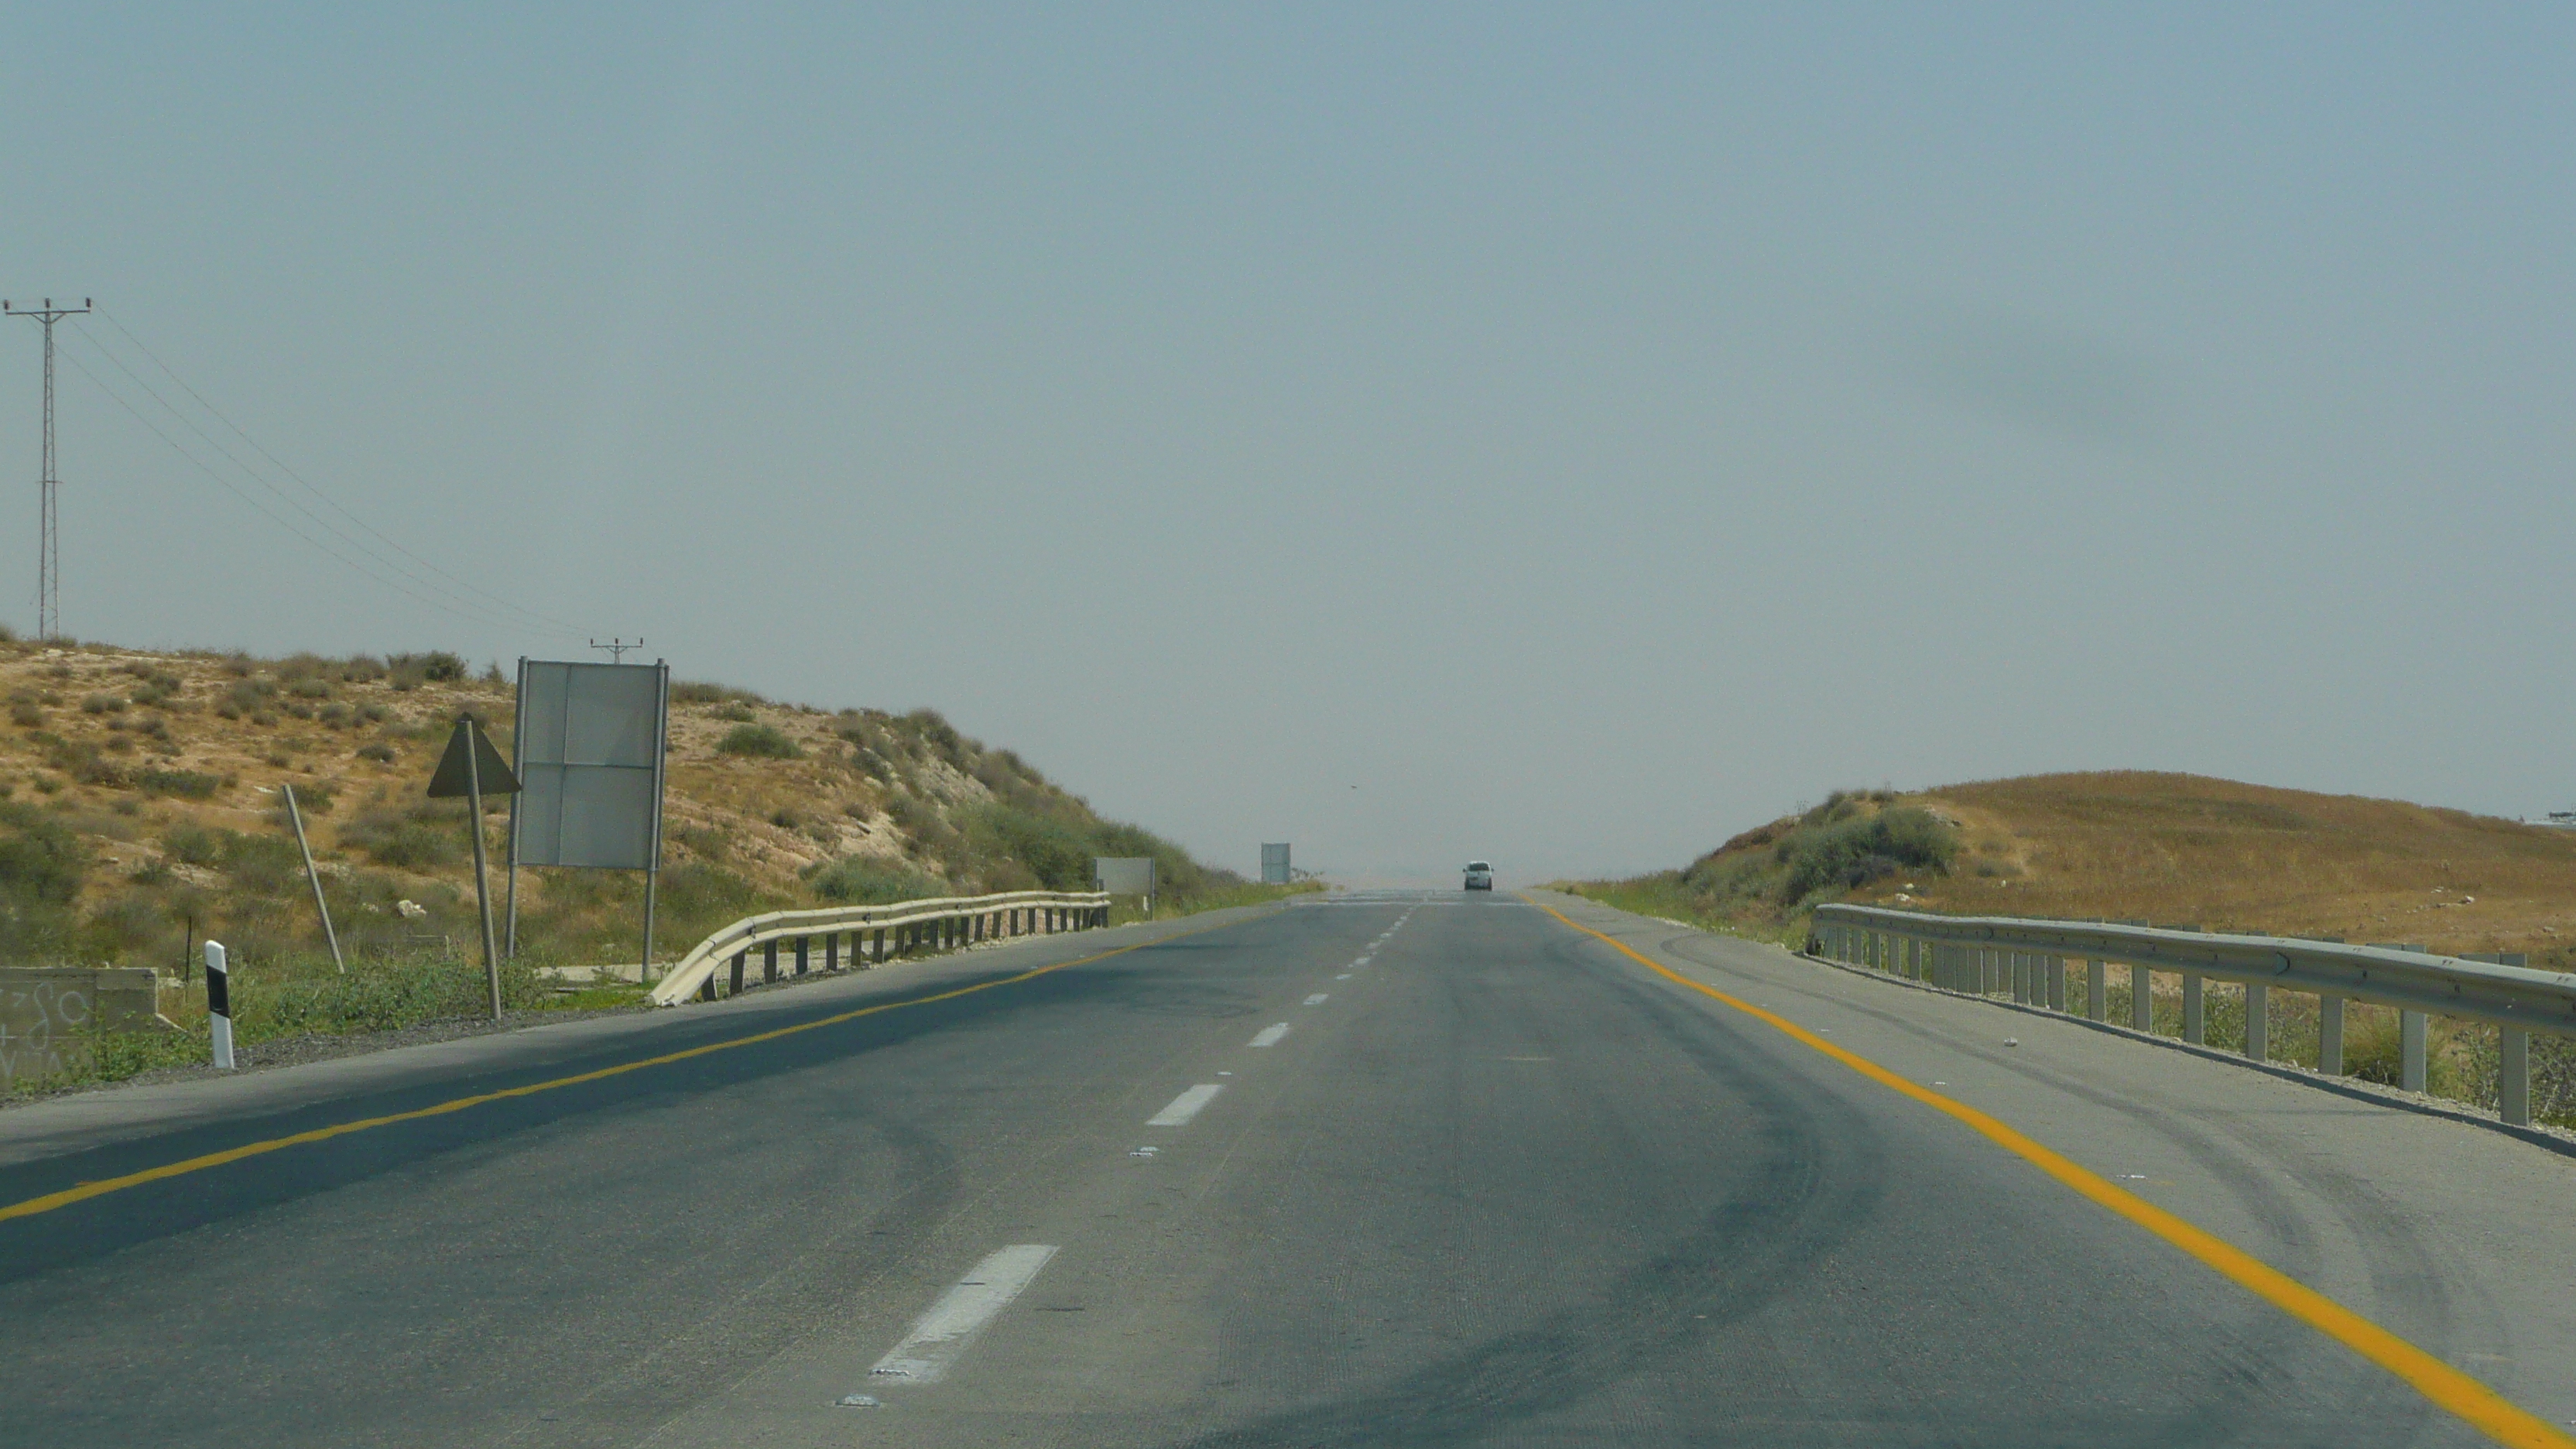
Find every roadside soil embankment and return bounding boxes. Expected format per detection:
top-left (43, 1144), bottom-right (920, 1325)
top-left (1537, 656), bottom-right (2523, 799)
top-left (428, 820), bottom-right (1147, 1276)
top-left (1565, 771), bottom-right (2576, 1123)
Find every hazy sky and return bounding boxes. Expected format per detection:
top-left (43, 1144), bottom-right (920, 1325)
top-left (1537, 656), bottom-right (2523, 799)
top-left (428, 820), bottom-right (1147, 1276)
top-left (4, 5), bottom-right (2571, 883)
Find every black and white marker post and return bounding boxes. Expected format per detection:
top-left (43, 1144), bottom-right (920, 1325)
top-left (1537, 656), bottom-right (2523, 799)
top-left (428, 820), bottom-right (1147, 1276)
top-left (205, 940), bottom-right (235, 1070)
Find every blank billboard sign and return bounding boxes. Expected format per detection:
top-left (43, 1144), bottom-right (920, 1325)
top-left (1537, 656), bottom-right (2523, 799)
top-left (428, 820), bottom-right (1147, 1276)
top-left (1094, 857), bottom-right (1156, 896)
top-left (516, 661), bottom-right (667, 870)
top-left (1261, 843), bottom-right (1290, 885)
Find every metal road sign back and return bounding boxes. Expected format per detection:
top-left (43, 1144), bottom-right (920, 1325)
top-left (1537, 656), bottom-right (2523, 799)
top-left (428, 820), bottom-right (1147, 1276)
top-left (426, 718), bottom-right (521, 798)
top-left (513, 660), bottom-right (666, 870)
top-left (1094, 857), bottom-right (1156, 896)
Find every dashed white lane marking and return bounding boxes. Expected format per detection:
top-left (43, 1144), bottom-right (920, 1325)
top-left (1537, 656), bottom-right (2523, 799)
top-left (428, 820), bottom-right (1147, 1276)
top-left (1249, 1023), bottom-right (1291, 1047)
top-left (1353, 955), bottom-right (1372, 965)
top-left (1148, 1084), bottom-right (1225, 1126)
top-left (868, 1245), bottom-right (1058, 1385)
top-left (1303, 992), bottom-right (1330, 1006)
top-left (1334, 973), bottom-right (1351, 980)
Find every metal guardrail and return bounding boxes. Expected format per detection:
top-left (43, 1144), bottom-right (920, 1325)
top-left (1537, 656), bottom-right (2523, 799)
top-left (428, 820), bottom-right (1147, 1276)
top-left (1809, 903), bottom-right (2576, 1128)
top-left (647, 890), bottom-right (1112, 1007)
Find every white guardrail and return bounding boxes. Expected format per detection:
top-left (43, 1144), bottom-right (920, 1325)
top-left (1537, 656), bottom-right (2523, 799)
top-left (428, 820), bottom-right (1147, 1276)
top-left (1809, 903), bottom-right (2576, 1128)
top-left (648, 890), bottom-right (1112, 1007)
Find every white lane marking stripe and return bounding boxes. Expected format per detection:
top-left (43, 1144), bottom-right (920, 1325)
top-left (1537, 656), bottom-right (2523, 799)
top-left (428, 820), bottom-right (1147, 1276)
top-left (868, 1245), bottom-right (1057, 1384)
top-left (1249, 1023), bottom-right (1291, 1047)
top-left (1334, 973), bottom-right (1351, 980)
top-left (1304, 992), bottom-right (1329, 1005)
top-left (1148, 1084), bottom-right (1225, 1126)
top-left (1353, 956), bottom-right (1372, 965)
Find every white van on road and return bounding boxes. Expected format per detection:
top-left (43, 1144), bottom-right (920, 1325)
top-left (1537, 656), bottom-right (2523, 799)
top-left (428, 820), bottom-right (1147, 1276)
top-left (1464, 861), bottom-right (1494, 891)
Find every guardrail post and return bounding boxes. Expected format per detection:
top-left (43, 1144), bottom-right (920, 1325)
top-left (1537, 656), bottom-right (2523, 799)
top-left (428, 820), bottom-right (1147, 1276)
top-left (697, 970), bottom-right (714, 1002)
top-left (826, 933), bottom-right (839, 971)
top-left (2244, 983), bottom-right (2267, 1061)
top-left (2400, 1011), bottom-right (2427, 1092)
top-left (2131, 965), bottom-right (2151, 1030)
top-left (2499, 1029), bottom-right (2530, 1125)
top-left (2182, 973), bottom-right (2204, 1043)
top-left (872, 927), bottom-right (886, 964)
top-left (730, 950), bottom-right (746, 995)
top-left (795, 936), bottom-right (810, 976)
top-left (764, 940), bottom-right (779, 983)
top-left (2010, 951), bottom-right (2030, 1004)
top-left (2045, 955), bottom-right (2064, 1011)
top-left (2318, 995), bottom-right (2344, 1074)
top-left (2086, 959), bottom-right (2105, 1020)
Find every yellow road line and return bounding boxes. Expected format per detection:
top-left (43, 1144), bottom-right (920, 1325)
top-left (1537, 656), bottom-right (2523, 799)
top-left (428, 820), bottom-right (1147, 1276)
top-left (1532, 897), bottom-right (2574, 1449)
top-left (1, 919), bottom-right (1241, 1226)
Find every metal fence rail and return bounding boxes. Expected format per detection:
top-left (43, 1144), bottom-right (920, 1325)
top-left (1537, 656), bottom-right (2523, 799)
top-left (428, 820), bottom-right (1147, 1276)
top-left (1808, 903), bottom-right (2576, 1127)
top-left (648, 890), bottom-right (1112, 1007)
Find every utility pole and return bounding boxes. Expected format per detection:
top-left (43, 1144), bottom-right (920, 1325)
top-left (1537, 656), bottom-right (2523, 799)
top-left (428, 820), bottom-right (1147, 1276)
top-left (590, 637), bottom-right (643, 663)
top-left (3, 297), bottom-right (92, 640)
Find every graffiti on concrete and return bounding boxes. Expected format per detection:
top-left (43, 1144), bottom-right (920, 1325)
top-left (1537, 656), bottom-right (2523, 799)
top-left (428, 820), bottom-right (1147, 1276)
top-left (0, 968), bottom-right (172, 1084)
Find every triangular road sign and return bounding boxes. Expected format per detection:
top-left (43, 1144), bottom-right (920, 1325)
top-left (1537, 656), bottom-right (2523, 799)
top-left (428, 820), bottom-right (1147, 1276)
top-left (426, 716), bottom-right (521, 798)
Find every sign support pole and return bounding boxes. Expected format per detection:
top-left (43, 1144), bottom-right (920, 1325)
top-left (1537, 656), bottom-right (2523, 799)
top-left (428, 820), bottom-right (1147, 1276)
top-left (641, 661), bottom-right (670, 983)
top-left (505, 656), bottom-right (528, 959)
top-left (464, 718), bottom-right (502, 1020)
top-left (424, 714), bottom-right (519, 1019)
top-left (283, 783), bottom-right (345, 974)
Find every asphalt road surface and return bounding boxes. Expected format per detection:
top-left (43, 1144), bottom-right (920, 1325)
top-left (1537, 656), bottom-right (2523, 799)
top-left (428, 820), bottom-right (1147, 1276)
top-left (2, 889), bottom-right (2569, 1447)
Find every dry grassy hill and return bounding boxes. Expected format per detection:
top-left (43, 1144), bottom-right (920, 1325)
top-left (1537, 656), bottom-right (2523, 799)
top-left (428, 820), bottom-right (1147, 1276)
top-left (1574, 771), bottom-right (2576, 971)
top-left (0, 637), bottom-right (1255, 974)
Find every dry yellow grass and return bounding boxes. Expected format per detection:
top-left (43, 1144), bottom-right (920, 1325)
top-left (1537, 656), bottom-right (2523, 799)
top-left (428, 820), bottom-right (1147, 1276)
top-left (0, 638), bottom-right (1191, 968)
top-left (1870, 772), bottom-right (2576, 968)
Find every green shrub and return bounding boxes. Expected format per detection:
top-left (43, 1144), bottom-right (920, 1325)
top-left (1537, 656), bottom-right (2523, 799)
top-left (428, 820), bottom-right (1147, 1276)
top-left (962, 803), bottom-right (1096, 891)
top-left (389, 650), bottom-right (466, 684)
top-left (342, 802), bottom-right (468, 870)
top-left (0, 801), bottom-right (87, 913)
top-left (671, 680), bottom-right (766, 707)
top-left (803, 858), bottom-right (947, 904)
top-left (1776, 807), bottom-right (1957, 906)
top-left (715, 724), bottom-right (801, 759)
top-left (164, 823), bottom-right (224, 867)
top-left (137, 768), bottom-right (221, 799)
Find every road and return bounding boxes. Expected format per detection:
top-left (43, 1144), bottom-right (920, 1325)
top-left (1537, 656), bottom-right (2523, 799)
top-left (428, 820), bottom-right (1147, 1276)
top-left (2, 889), bottom-right (2570, 1447)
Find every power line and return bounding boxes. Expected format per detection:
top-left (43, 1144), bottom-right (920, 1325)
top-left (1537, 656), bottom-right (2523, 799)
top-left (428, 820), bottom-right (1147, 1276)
top-left (55, 346), bottom-right (552, 637)
top-left (63, 323), bottom-right (584, 639)
top-left (87, 308), bottom-right (590, 635)
top-left (3, 296), bottom-right (93, 639)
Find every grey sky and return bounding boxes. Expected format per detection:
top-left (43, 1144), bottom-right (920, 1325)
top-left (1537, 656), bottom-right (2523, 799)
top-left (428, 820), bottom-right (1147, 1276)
top-left (4, 5), bottom-right (2570, 884)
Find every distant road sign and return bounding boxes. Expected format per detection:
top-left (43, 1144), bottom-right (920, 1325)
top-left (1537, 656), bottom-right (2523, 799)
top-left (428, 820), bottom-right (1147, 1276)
top-left (1094, 857), bottom-right (1156, 896)
top-left (1261, 843), bottom-right (1291, 885)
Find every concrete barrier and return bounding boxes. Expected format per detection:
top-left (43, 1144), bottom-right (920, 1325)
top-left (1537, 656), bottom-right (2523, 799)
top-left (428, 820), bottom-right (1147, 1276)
top-left (0, 968), bottom-right (176, 1085)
